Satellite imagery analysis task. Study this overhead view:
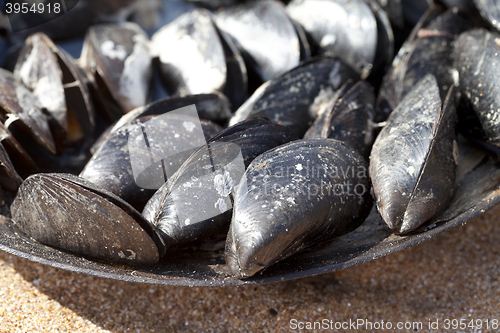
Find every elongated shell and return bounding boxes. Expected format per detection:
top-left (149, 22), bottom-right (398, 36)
top-left (0, 122), bottom-right (36, 178)
top-left (229, 57), bottom-right (359, 137)
top-left (473, 0), bottom-right (500, 33)
top-left (0, 68), bottom-right (55, 154)
top-left (304, 80), bottom-right (376, 159)
top-left (14, 32), bottom-right (95, 153)
top-left (455, 28), bottom-right (500, 148)
top-left (152, 9), bottom-right (226, 95)
top-left (0, 142), bottom-right (22, 192)
top-left (151, 8), bottom-right (246, 109)
top-left (81, 109), bottom-right (221, 211)
top-left (142, 121), bottom-right (298, 249)
top-left (213, 0), bottom-right (300, 81)
top-left (376, 7), bottom-right (468, 121)
top-left (287, 0), bottom-right (378, 78)
top-left (11, 173), bottom-right (165, 265)
top-left (81, 22), bottom-right (152, 120)
top-left (370, 74), bottom-right (458, 234)
top-left (225, 139), bottom-right (372, 278)
top-left (14, 33), bottom-right (66, 133)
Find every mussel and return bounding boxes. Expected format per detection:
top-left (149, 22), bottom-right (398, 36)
top-left (229, 57), bottom-right (359, 137)
top-left (370, 74), bottom-right (458, 234)
top-left (151, 8), bottom-right (247, 109)
top-left (0, 68), bottom-right (55, 155)
top-left (80, 104), bottom-right (222, 211)
top-left (473, 0), bottom-right (500, 33)
top-left (142, 118), bottom-right (298, 250)
top-left (10, 173), bottom-right (165, 265)
top-left (12, 32), bottom-right (95, 173)
top-left (225, 138), bottom-right (372, 278)
top-left (213, 0), bottom-right (300, 82)
top-left (304, 80), bottom-right (376, 159)
top-left (454, 28), bottom-right (500, 149)
top-left (81, 22), bottom-right (152, 121)
top-left (376, 7), bottom-right (469, 121)
top-left (287, 0), bottom-right (384, 79)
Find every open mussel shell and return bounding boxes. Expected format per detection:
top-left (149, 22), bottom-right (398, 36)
top-left (229, 57), bottom-right (359, 137)
top-left (304, 80), bottom-right (376, 159)
top-left (10, 173), bottom-right (165, 265)
top-left (454, 28), bottom-right (500, 149)
top-left (287, 0), bottom-right (379, 79)
top-left (370, 74), bottom-right (458, 234)
top-left (81, 107), bottom-right (223, 211)
top-left (151, 9), bottom-right (226, 96)
top-left (151, 8), bottom-right (247, 109)
top-left (14, 33), bottom-right (66, 135)
top-left (213, 0), bottom-right (300, 82)
top-left (226, 138), bottom-right (373, 278)
top-left (13, 32), bottom-right (95, 155)
top-left (376, 7), bottom-right (469, 121)
top-left (0, 68), bottom-right (56, 154)
top-left (81, 22), bottom-right (152, 121)
top-left (142, 119), bottom-right (298, 250)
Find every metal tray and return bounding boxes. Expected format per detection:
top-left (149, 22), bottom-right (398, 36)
top-left (1, 145), bottom-right (499, 287)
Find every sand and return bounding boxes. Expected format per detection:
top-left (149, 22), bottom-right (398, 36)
top-left (1, 204), bottom-right (499, 332)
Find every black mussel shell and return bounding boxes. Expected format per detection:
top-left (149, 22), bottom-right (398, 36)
top-left (229, 57), bottom-right (359, 137)
top-left (304, 80), bottom-right (376, 159)
top-left (287, 0), bottom-right (378, 79)
top-left (142, 120), bottom-right (298, 250)
top-left (455, 28), bottom-right (500, 149)
top-left (151, 8), bottom-right (247, 109)
top-left (401, 0), bottom-right (434, 27)
top-left (0, 122), bottom-right (36, 178)
top-left (473, 0), bottom-right (500, 33)
top-left (151, 9), bottom-right (226, 96)
top-left (226, 138), bottom-right (372, 278)
top-left (10, 173), bottom-right (165, 265)
top-left (213, 0), bottom-right (300, 82)
top-left (0, 142), bottom-right (22, 192)
top-left (0, 68), bottom-right (56, 154)
top-left (14, 33), bottom-right (66, 136)
top-left (14, 32), bottom-right (95, 155)
top-left (216, 22), bottom-right (248, 109)
top-left (375, 0), bottom-right (404, 28)
top-left (81, 22), bottom-right (152, 120)
top-left (90, 94), bottom-right (228, 155)
top-left (363, 0), bottom-right (394, 89)
top-left (81, 109), bottom-right (222, 211)
top-left (370, 74), bottom-right (458, 234)
top-left (376, 7), bottom-right (469, 121)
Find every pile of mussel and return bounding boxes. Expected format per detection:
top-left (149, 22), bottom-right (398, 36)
top-left (3, 0), bottom-right (500, 279)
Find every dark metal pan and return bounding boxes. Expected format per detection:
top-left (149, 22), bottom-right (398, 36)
top-left (1, 138), bottom-right (499, 287)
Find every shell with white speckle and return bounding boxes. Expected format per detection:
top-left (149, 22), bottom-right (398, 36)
top-left (142, 119), bottom-right (298, 250)
top-left (370, 74), bottom-right (458, 234)
top-left (455, 28), bottom-right (500, 149)
top-left (226, 138), bottom-right (372, 278)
